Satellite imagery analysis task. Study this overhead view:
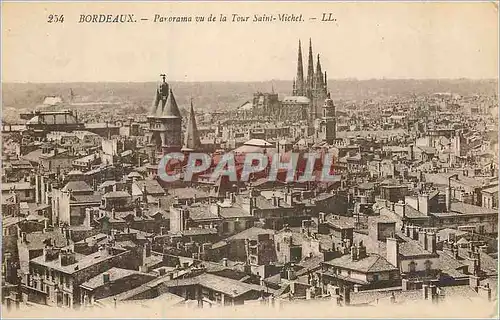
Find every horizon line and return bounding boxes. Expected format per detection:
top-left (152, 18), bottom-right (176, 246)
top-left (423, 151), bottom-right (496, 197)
top-left (3, 77), bottom-right (499, 84)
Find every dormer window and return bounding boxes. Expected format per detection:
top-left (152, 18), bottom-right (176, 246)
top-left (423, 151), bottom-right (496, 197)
top-left (409, 261), bottom-right (416, 273)
top-left (424, 260), bottom-right (432, 271)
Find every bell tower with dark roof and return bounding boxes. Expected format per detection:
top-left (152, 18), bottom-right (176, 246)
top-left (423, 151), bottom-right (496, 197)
top-left (146, 74), bottom-right (182, 155)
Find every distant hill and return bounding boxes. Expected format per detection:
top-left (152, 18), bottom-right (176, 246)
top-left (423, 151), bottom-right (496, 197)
top-left (2, 79), bottom-right (498, 114)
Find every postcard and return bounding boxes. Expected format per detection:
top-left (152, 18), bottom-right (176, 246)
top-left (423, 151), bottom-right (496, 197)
top-left (1, 1), bottom-right (498, 318)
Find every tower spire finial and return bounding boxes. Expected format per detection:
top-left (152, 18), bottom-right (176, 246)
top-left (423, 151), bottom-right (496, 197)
top-left (160, 74), bottom-right (166, 82)
top-left (315, 54), bottom-right (323, 90)
top-left (295, 39), bottom-right (304, 96)
top-left (306, 38), bottom-right (314, 93)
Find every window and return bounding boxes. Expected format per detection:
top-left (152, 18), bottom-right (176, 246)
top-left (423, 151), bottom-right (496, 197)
top-left (424, 260), bottom-right (432, 271)
top-left (373, 274), bottom-right (379, 281)
top-left (409, 261), bottom-right (416, 273)
top-left (276, 243), bottom-right (280, 252)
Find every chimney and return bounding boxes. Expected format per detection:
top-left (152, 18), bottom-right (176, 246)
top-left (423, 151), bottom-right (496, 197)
top-left (301, 220), bottom-right (310, 230)
top-left (445, 187), bottom-right (452, 212)
top-left (418, 194), bottom-right (429, 215)
top-left (422, 284), bottom-right (429, 300)
top-left (427, 232), bottom-right (437, 253)
top-left (469, 274), bottom-right (480, 291)
top-left (84, 208), bottom-right (93, 228)
top-left (386, 237), bottom-right (399, 268)
top-left (411, 226), bottom-right (419, 240)
top-left (318, 212), bottom-right (326, 223)
top-left (405, 224), bottom-right (411, 237)
top-left (395, 203), bottom-right (405, 218)
top-left (43, 219), bottom-right (50, 232)
top-left (272, 195), bottom-right (279, 207)
top-left (143, 242), bottom-right (151, 261)
top-left (357, 242), bottom-right (366, 259)
top-left (429, 285), bottom-right (438, 303)
top-left (103, 273), bottom-right (110, 284)
top-left (419, 230), bottom-right (427, 250)
top-left (222, 258), bottom-right (228, 267)
top-left (409, 145), bottom-right (414, 161)
top-left (350, 245), bottom-right (358, 261)
top-left (142, 185), bottom-right (148, 203)
top-left (60, 250), bottom-right (76, 266)
top-left (112, 207), bottom-right (116, 219)
top-left (249, 195), bottom-right (256, 216)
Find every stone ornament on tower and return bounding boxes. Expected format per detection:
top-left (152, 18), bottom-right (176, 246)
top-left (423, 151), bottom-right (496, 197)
top-left (158, 74), bottom-right (169, 100)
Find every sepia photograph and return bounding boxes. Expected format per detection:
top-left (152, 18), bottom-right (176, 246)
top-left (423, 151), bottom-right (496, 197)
top-left (1, 1), bottom-right (498, 318)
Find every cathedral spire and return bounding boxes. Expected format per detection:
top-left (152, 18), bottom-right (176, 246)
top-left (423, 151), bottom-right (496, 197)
top-left (295, 40), bottom-right (304, 96)
top-left (183, 98), bottom-right (201, 151)
top-left (306, 38), bottom-right (315, 93)
top-left (324, 71), bottom-right (328, 91)
top-left (315, 54), bottom-right (323, 89)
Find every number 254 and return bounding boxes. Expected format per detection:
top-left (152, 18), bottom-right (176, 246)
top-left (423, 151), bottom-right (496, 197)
top-left (47, 14), bottom-right (64, 23)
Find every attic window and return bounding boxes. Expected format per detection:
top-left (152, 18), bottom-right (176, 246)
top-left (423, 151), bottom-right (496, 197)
top-left (409, 261), bottom-right (416, 273)
top-left (424, 260), bottom-right (432, 271)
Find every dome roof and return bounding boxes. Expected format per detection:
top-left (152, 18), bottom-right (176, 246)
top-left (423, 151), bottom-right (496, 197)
top-left (282, 96), bottom-right (310, 104)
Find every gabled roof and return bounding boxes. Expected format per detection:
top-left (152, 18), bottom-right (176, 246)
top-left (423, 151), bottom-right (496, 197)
top-left (133, 180), bottom-right (165, 195)
top-left (161, 273), bottom-right (265, 298)
top-left (324, 254), bottom-right (397, 273)
top-left (103, 191), bottom-right (130, 198)
top-left (61, 181), bottom-right (93, 193)
top-left (80, 267), bottom-right (155, 290)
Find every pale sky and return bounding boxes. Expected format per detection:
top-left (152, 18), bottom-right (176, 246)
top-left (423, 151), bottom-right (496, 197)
top-left (2, 1), bottom-right (499, 82)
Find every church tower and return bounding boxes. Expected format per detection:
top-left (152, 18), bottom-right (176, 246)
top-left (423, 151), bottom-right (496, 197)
top-left (293, 40), bottom-right (305, 96)
top-left (182, 99), bottom-right (201, 152)
top-left (291, 39), bottom-right (329, 124)
top-left (312, 54), bottom-right (328, 121)
top-left (319, 93), bottom-right (336, 144)
top-left (306, 38), bottom-right (315, 99)
top-left (147, 74), bottom-right (182, 155)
